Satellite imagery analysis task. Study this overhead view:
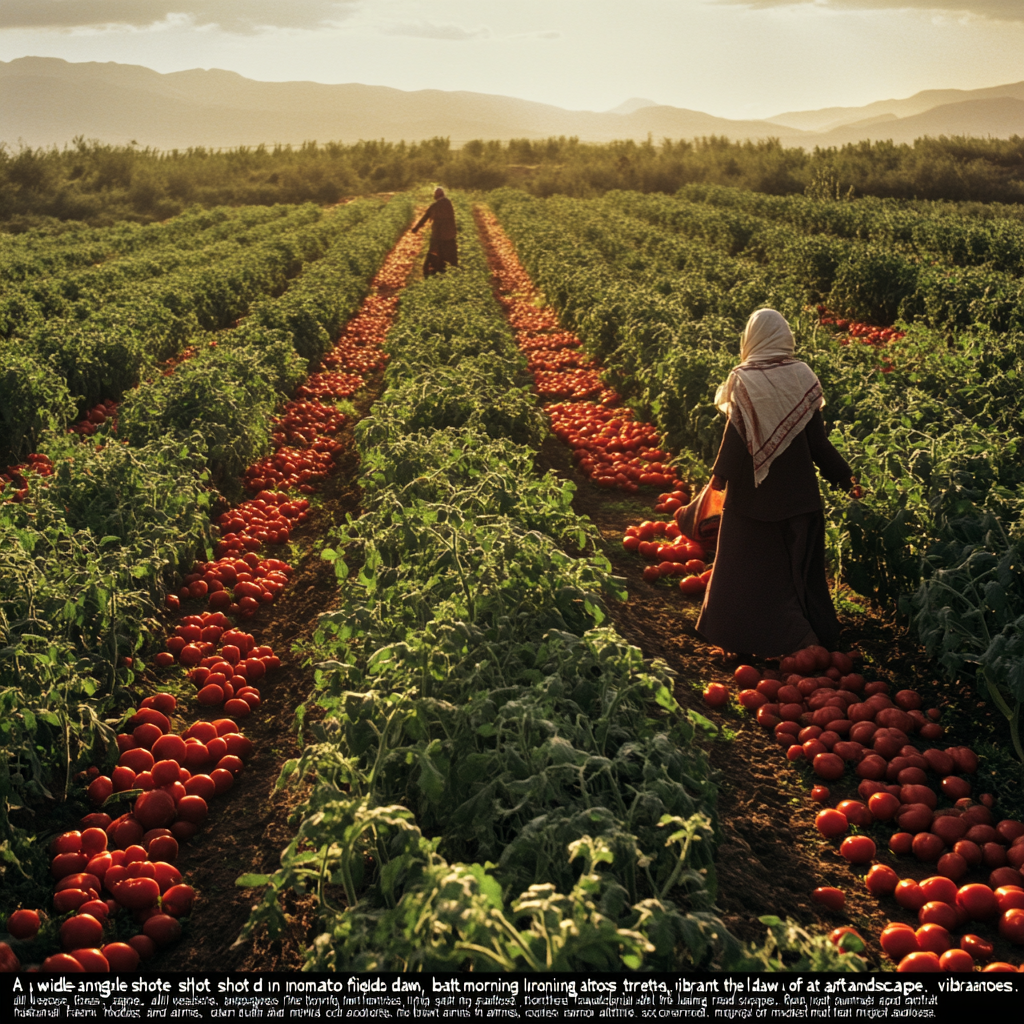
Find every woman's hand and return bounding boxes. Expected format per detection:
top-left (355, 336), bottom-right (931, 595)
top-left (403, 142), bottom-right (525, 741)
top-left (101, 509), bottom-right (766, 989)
top-left (710, 474), bottom-right (726, 492)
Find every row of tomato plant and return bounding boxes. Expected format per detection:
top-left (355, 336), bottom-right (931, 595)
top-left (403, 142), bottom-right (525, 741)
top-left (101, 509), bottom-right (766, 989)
top-left (663, 184), bottom-right (1024, 277)
top-left (0, 202), bottom-right (426, 973)
top-left (0, 204), bottom-right (308, 286)
top-left (0, 199), bottom-right (383, 460)
top-left (0, 203), bottom-right (321, 332)
top-left (479, 201), bottom-right (1024, 971)
top-left (486, 187), bottom-right (1024, 765)
top-left (0, 196), bottom-right (412, 894)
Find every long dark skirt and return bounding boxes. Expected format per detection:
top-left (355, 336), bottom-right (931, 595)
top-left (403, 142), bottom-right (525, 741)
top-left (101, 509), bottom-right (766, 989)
top-left (424, 238), bottom-right (458, 276)
top-left (696, 507), bottom-right (840, 657)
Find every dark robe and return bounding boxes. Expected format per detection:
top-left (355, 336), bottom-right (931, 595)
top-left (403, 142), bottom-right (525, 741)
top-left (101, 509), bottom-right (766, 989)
top-left (414, 198), bottom-right (458, 276)
top-left (695, 409), bottom-right (852, 657)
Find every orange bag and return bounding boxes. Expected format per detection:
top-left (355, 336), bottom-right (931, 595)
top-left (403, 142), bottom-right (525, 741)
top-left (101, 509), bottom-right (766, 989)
top-left (674, 482), bottom-right (724, 553)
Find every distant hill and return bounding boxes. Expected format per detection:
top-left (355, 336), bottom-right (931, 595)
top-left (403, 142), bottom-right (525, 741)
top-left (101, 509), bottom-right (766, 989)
top-left (607, 98), bottom-right (659, 115)
top-left (1, 58), bottom-right (1021, 152)
top-left (768, 80), bottom-right (1024, 132)
top-left (818, 97), bottom-right (1024, 147)
top-left (0, 58), bottom-right (808, 150)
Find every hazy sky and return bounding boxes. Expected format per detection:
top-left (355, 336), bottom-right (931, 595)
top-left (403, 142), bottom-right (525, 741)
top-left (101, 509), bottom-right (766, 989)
top-left (1, 1), bottom-right (1022, 119)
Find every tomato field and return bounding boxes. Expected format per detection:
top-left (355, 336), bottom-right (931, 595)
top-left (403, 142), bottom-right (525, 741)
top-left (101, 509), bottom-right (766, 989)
top-left (1, 183), bottom-right (1023, 976)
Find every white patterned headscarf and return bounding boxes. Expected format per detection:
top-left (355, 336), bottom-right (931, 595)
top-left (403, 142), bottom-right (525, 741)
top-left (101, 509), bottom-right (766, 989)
top-left (714, 309), bottom-right (824, 486)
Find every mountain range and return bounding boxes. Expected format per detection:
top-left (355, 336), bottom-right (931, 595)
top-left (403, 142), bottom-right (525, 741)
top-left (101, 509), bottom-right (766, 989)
top-left (2, 57), bottom-right (1022, 151)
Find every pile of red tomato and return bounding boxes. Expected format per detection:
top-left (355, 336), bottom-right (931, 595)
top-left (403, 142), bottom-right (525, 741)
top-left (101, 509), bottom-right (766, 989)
top-left (67, 398), bottom-right (120, 438)
top-left (167, 548), bottom-right (295, 619)
top-left (533, 369), bottom-right (607, 400)
top-left (525, 348), bottom-right (594, 372)
top-left (372, 226), bottom-right (427, 291)
top-left (215, 491), bottom-right (310, 554)
top-left (153, 613), bottom-right (279, 714)
top-left (321, 297), bottom-right (396, 375)
top-left (520, 331), bottom-right (583, 354)
top-left (545, 402), bottom-right (683, 493)
top-left (622, 514), bottom-right (713, 595)
top-left (0, 687), bottom-right (250, 972)
top-left (707, 647), bottom-right (1024, 971)
top-left (295, 370), bottom-right (366, 401)
top-left (817, 305), bottom-right (904, 375)
top-left (243, 442), bottom-right (342, 495)
top-left (1, 453), bottom-right (53, 503)
top-left (817, 306), bottom-right (906, 348)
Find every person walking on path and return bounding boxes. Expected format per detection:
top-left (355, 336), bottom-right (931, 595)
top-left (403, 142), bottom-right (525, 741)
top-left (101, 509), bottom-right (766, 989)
top-left (696, 308), bottom-right (855, 658)
top-left (412, 187), bottom-right (458, 276)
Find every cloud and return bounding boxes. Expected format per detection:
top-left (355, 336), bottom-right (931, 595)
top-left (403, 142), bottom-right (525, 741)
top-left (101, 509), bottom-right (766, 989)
top-left (0, 1), bottom-right (360, 34)
top-left (706, 0), bottom-right (1024, 22)
top-left (380, 21), bottom-right (490, 41)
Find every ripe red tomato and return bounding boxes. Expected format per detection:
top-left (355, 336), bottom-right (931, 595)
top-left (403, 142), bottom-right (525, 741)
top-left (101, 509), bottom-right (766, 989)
top-left (117, 877), bottom-right (161, 912)
top-left (960, 933), bottom-right (994, 959)
top-left (839, 835), bottom-right (875, 864)
top-left (128, 934), bottom-right (157, 960)
top-left (810, 785), bottom-right (830, 803)
top-left (938, 948), bottom-right (974, 972)
top-left (42, 952), bottom-right (85, 972)
top-left (889, 832), bottom-right (913, 856)
top-left (161, 884), bottom-right (196, 918)
top-left (737, 689), bottom-right (767, 710)
top-left (134, 789), bottom-right (176, 831)
top-left (868, 792), bottom-right (900, 821)
top-left (957, 883), bottom-right (999, 920)
top-left (69, 948), bottom-right (110, 971)
top-left (815, 809), bottom-right (848, 839)
top-left (918, 901), bottom-right (958, 931)
top-left (812, 753), bottom-right (844, 781)
top-left (933, 851), bottom-right (962, 884)
top-left (143, 913), bottom-right (182, 947)
top-left (880, 923), bottom-right (918, 961)
top-left (911, 832), bottom-right (945, 863)
top-left (175, 795), bottom-right (208, 825)
top-left (836, 800), bottom-right (872, 827)
top-left (919, 875), bottom-right (958, 905)
top-left (678, 575), bottom-right (705, 596)
top-left (702, 683), bottom-right (729, 707)
top-left (7, 909), bottom-right (40, 941)
top-left (102, 942), bottom-right (140, 972)
top-left (915, 924), bottom-right (951, 955)
top-left (53, 889), bottom-right (93, 914)
top-left (733, 665), bottom-right (759, 688)
top-left (995, 886), bottom-right (1024, 913)
top-left (60, 914), bottom-right (103, 951)
top-left (865, 864), bottom-right (899, 896)
top-left (811, 887), bottom-right (845, 912)
top-left (998, 907), bottom-right (1024, 944)
top-left (894, 879), bottom-right (927, 911)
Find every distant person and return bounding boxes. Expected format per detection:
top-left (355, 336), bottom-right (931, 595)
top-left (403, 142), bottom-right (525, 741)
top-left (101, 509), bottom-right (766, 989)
top-left (696, 308), bottom-right (855, 658)
top-left (412, 187), bottom-right (458, 276)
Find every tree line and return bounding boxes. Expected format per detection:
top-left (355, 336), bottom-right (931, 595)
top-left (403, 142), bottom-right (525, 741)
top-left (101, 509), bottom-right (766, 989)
top-left (1, 133), bottom-right (1023, 232)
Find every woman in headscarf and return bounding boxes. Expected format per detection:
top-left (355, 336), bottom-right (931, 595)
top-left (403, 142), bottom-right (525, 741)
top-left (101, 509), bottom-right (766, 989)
top-left (695, 308), bottom-right (854, 658)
